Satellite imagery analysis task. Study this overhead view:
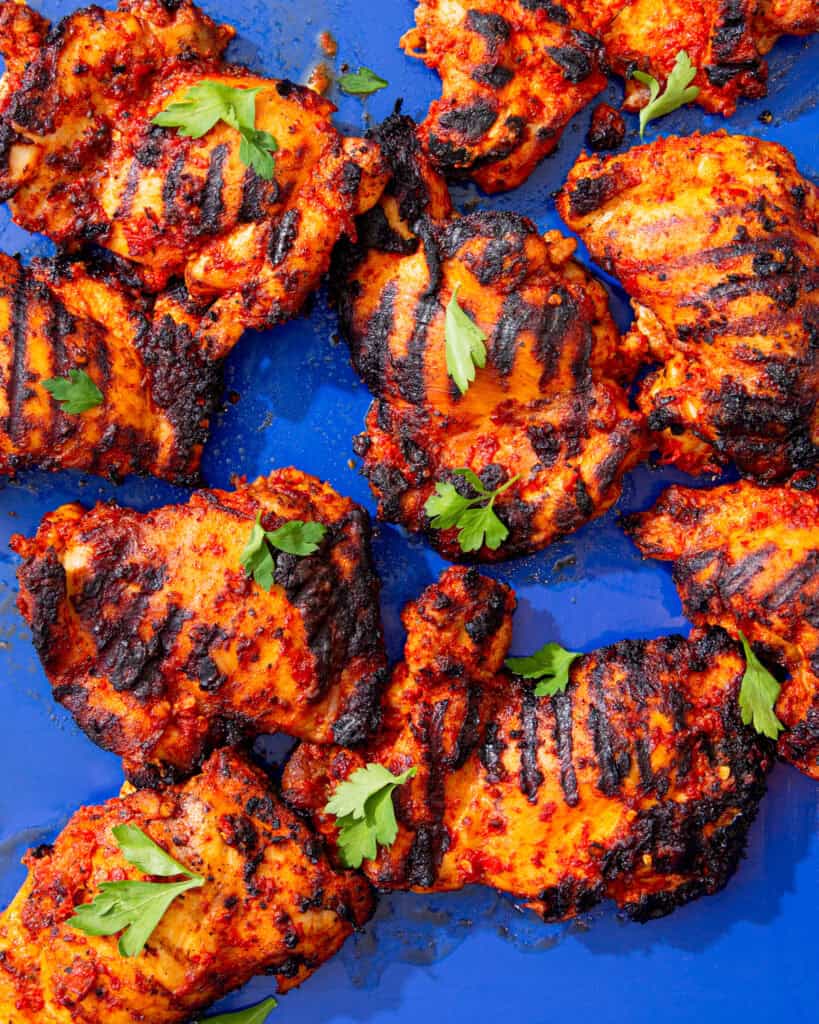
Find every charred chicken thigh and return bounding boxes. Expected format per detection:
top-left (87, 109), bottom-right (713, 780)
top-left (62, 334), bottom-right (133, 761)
top-left (12, 469), bottom-right (386, 785)
top-left (559, 132), bottom-right (819, 480)
top-left (0, 251), bottom-right (240, 484)
top-left (0, 747), bottom-right (374, 1023)
top-left (401, 0), bottom-right (607, 191)
top-left (283, 567), bottom-right (771, 921)
top-left (333, 115), bottom-right (646, 562)
top-left (0, 0), bottom-right (387, 330)
top-left (628, 478), bottom-right (819, 779)
top-left (565, 0), bottom-right (818, 116)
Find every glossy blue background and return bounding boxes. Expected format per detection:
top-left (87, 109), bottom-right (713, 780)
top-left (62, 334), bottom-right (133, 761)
top-left (0, 3), bottom-right (817, 1021)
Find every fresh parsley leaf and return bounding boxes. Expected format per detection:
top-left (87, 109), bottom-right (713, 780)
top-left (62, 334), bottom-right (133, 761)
top-left (505, 642), bottom-right (582, 697)
top-left (424, 468), bottom-right (519, 553)
top-left (67, 825), bottom-right (203, 957)
top-left (738, 631), bottom-right (785, 739)
top-left (445, 283), bottom-right (487, 395)
top-left (41, 369), bottom-right (103, 414)
top-left (240, 515), bottom-right (326, 591)
top-left (267, 519), bottom-right (327, 556)
top-left (152, 81), bottom-right (278, 181)
top-left (200, 997), bottom-right (278, 1023)
top-left (111, 824), bottom-right (199, 877)
top-left (324, 763), bottom-right (416, 869)
top-left (338, 67), bottom-right (388, 95)
top-left (633, 50), bottom-right (700, 140)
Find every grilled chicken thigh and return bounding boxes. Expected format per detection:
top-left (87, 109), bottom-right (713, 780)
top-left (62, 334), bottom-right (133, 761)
top-left (566, 0), bottom-right (818, 116)
top-left (0, 747), bottom-right (374, 1023)
top-left (333, 115), bottom-right (646, 562)
top-left (0, 0), bottom-right (387, 331)
top-left (0, 251), bottom-right (240, 484)
top-left (628, 478), bottom-right (819, 778)
top-left (401, 0), bottom-right (606, 192)
top-left (12, 469), bottom-right (386, 785)
top-left (559, 132), bottom-right (819, 480)
top-left (283, 567), bottom-right (771, 921)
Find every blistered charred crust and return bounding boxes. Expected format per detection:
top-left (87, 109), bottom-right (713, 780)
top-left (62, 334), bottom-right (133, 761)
top-left (282, 572), bottom-right (771, 923)
top-left (559, 133), bottom-right (819, 481)
top-left (0, 747), bottom-right (374, 1020)
top-left (16, 548), bottom-right (66, 664)
top-left (628, 479), bottom-right (819, 779)
top-left (333, 134), bottom-right (645, 561)
top-left (11, 471), bottom-right (388, 779)
top-left (0, 252), bottom-right (231, 484)
top-left (403, 0), bottom-right (606, 189)
top-left (0, 0), bottom-right (388, 338)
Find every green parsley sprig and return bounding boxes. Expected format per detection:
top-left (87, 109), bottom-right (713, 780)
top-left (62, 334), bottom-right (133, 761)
top-left (633, 50), bottom-right (700, 139)
top-left (445, 284), bottom-right (487, 395)
top-left (325, 763), bottom-right (416, 869)
top-left (153, 81), bottom-right (278, 180)
top-left (240, 514), bottom-right (326, 592)
top-left (738, 631), bottom-right (785, 739)
top-left (424, 468), bottom-right (519, 553)
top-left (338, 67), bottom-right (388, 95)
top-left (41, 369), bottom-right (103, 414)
top-left (68, 824), bottom-right (203, 957)
top-left (198, 998), bottom-right (278, 1023)
top-left (505, 641), bottom-right (582, 697)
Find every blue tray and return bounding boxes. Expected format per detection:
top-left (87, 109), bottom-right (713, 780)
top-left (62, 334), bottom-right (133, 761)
top-left (1, 3), bottom-right (817, 1021)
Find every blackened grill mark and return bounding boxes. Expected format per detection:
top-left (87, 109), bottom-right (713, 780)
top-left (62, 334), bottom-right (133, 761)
top-left (635, 736), bottom-right (654, 790)
top-left (519, 688), bottom-right (543, 801)
top-left (567, 174), bottom-right (617, 216)
top-left (8, 267), bottom-right (30, 444)
top-left (184, 624), bottom-right (228, 691)
top-left (392, 224), bottom-right (440, 405)
top-left (763, 550), bottom-right (818, 610)
top-left (718, 543), bottom-right (777, 598)
top-left (588, 659), bottom-right (627, 796)
top-left (351, 280), bottom-right (396, 395)
top-left (437, 102), bottom-right (498, 144)
top-left (239, 167), bottom-right (271, 223)
top-left (479, 720), bottom-right (507, 782)
top-left (162, 154), bottom-right (186, 224)
top-left (535, 287), bottom-right (576, 384)
top-left (465, 9), bottom-right (510, 47)
top-left (551, 689), bottom-right (578, 806)
top-left (519, 0), bottom-right (570, 21)
top-left (547, 45), bottom-right (592, 84)
top-left (464, 586), bottom-right (507, 642)
top-left (471, 64), bottom-right (514, 89)
top-left (452, 683), bottom-right (482, 769)
top-left (114, 158), bottom-right (141, 220)
top-left (268, 209), bottom-right (300, 267)
top-left (406, 702), bottom-right (450, 887)
top-left (43, 291), bottom-right (74, 453)
top-left (528, 423), bottom-right (560, 467)
top-left (713, 0), bottom-right (749, 59)
top-left (99, 601), bottom-right (187, 702)
top-left (274, 508), bottom-right (384, 738)
top-left (705, 58), bottom-right (764, 88)
top-left (199, 143), bottom-right (228, 236)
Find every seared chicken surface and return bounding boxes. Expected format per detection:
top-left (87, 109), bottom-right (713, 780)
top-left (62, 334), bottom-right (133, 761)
top-left (628, 478), bottom-right (819, 779)
top-left (12, 469), bottom-right (386, 785)
top-left (566, 0), bottom-right (817, 115)
top-left (333, 115), bottom-right (646, 562)
top-left (0, 0), bottom-right (387, 331)
top-left (0, 251), bottom-right (240, 484)
top-left (559, 132), bottom-right (819, 480)
top-left (0, 747), bottom-right (374, 1023)
top-left (401, 0), bottom-right (607, 192)
top-left (283, 567), bottom-right (771, 921)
